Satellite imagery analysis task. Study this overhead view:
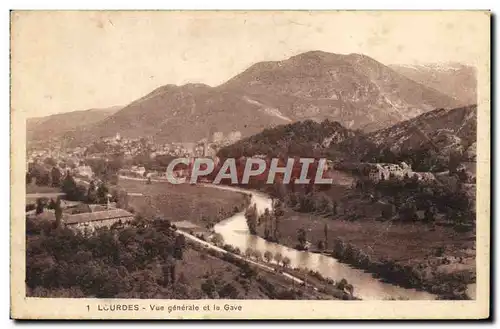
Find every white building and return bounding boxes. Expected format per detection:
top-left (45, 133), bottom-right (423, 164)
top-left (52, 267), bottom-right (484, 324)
top-left (367, 162), bottom-right (413, 182)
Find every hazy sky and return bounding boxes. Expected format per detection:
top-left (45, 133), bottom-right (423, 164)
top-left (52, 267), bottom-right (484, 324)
top-left (11, 11), bottom-right (489, 117)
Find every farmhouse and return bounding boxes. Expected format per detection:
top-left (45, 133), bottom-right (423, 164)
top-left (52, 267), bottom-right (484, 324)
top-left (64, 208), bottom-right (135, 233)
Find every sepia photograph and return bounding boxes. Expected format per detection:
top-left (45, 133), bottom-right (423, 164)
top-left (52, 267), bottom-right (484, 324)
top-left (10, 10), bottom-right (490, 319)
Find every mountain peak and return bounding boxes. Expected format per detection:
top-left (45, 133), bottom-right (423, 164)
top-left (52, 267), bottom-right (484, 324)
top-left (289, 50), bottom-right (347, 63)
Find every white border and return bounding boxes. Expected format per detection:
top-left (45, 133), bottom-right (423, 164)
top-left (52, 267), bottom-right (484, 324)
top-left (3, 1), bottom-right (497, 328)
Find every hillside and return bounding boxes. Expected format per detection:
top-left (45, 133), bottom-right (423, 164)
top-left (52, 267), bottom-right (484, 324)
top-left (390, 63), bottom-right (477, 106)
top-left (52, 51), bottom-right (458, 145)
top-left (62, 84), bottom-right (288, 145)
top-left (221, 51), bottom-right (459, 131)
top-left (27, 106), bottom-right (121, 143)
top-left (331, 105), bottom-right (477, 168)
top-left (217, 119), bottom-right (357, 158)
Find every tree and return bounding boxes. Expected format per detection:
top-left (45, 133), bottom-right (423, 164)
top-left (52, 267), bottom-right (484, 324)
top-left (174, 235), bottom-right (185, 260)
top-left (96, 182), bottom-right (109, 204)
top-left (333, 201), bottom-right (338, 216)
top-left (261, 207), bottom-right (271, 226)
top-left (274, 252), bottom-right (283, 266)
top-left (162, 258), bottom-right (176, 286)
top-left (218, 281), bottom-right (240, 299)
top-left (253, 250), bottom-right (262, 261)
top-left (261, 208), bottom-right (272, 240)
top-left (245, 248), bottom-right (254, 259)
top-left (87, 181), bottom-right (97, 204)
top-left (210, 233), bottom-right (224, 247)
top-left (61, 172), bottom-right (84, 201)
top-left (323, 223), bottom-right (329, 250)
top-left (297, 228), bottom-right (307, 249)
top-left (116, 189), bottom-right (129, 209)
top-left (448, 151), bottom-right (463, 174)
top-left (344, 283), bottom-right (354, 296)
top-left (54, 197), bottom-right (63, 228)
top-left (245, 204), bottom-right (258, 235)
top-left (381, 205), bottom-right (393, 220)
top-left (201, 277), bottom-right (220, 298)
top-left (272, 200), bottom-right (284, 241)
top-left (336, 278), bottom-right (348, 291)
top-left (424, 207), bottom-right (436, 223)
top-left (44, 157), bottom-right (57, 167)
top-left (51, 167), bottom-right (62, 187)
top-left (264, 250), bottom-right (273, 263)
top-left (35, 198), bottom-right (44, 215)
top-left (282, 256), bottom-right (291, 268)
top-left (400, 201), bottom-right (418, 222)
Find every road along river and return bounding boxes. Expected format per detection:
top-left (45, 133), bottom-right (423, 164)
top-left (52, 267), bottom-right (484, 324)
top-left (117, 175), bottom-right (436, 300)
top-left (205, 184), bottom-right (436, 301)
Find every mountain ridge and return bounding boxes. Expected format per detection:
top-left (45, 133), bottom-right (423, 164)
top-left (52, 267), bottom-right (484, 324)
top-left (28, 51), bottom-right (461, 145)
top-left (389, 63), bottom-right (477, 106)
top-left (27, 106), bottom-right (122, 143)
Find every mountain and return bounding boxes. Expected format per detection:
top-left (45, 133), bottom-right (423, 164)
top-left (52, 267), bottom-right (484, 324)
top-left (217, 119), bottom-right (357, 159)
top-left (27, 106), bottom-right (121, 142)
top-left (367, 104), bottom-right (476, 153)
top-left (220, 51), bottom-right (459, 131)
top-left (39, 51), bottom-right (460, 145)
top-left (76, 83), bottom-right (288, 144)
top-left (218, 103), bottom-right (477, 173)
top-left (389, 63), bottom-right (477, 106)
top-left (331, 104), bottom-right (477, 167)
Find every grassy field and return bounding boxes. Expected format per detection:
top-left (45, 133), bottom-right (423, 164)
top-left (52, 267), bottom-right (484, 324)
top-left (257, 185), bottom-right (476, 298)
top-left (117, 179), bottom-right (249, 228)
top-left (270, 210), bottom-right (475, 266)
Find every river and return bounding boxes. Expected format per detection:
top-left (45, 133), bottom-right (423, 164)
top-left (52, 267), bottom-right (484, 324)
top-left (118, 174), bottom-right (437, 300)
top-left (210, 184), bottom-right (437, 300)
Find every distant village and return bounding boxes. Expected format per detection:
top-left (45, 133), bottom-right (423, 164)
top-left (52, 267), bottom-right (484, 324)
top-left (26, 126), bottom-right (477, 236)
top-left (27, 130), bottom-right (242, 177)
top-left (25, 130), bottom-right (243, 234)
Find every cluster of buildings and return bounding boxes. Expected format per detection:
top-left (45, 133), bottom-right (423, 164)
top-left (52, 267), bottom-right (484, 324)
top-left (365, 162), bottom-right (437, 183)
top-left (98, 131), bottom-right (242, 160)
top-left (25, 130), bottom-right (246, 234)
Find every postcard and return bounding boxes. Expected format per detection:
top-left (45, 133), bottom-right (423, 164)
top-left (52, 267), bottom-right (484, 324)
top-left (10, 10), bottom-right (490, 319)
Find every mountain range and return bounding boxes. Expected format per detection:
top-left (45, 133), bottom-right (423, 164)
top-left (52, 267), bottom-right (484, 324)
top-left (330, 104), bottom-right (477, 165)
top-left (27, 106), bottom-right (122, 143)
top-left (27, 51), bottom-right (467, 146)
top-left (389, 63), bottom-right (477, 106)
top-left (219, 104), bottom-right (477, 170)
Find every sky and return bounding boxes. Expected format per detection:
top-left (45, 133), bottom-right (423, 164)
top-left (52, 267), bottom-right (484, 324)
top-left (11, 11), bottom-right (489, 118)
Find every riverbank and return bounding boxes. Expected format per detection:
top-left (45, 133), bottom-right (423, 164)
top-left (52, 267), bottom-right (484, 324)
top-left (255, 208), bottom-right (475, 299)
top-left (114, 177), bottom-right (464, 300)
top-left (180, 230), bottom-right (350, 300)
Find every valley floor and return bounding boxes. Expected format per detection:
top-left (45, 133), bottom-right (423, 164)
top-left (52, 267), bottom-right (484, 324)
top-left (109, 176), bottom-right (476, 299)
top-left (117, 179), bottom-right (249, 229)
top-left (256, 206), bottom-right (476, 299)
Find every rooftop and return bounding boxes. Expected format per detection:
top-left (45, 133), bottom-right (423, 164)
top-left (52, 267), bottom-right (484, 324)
top-left (64, 208), bottom-right (134, 225)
